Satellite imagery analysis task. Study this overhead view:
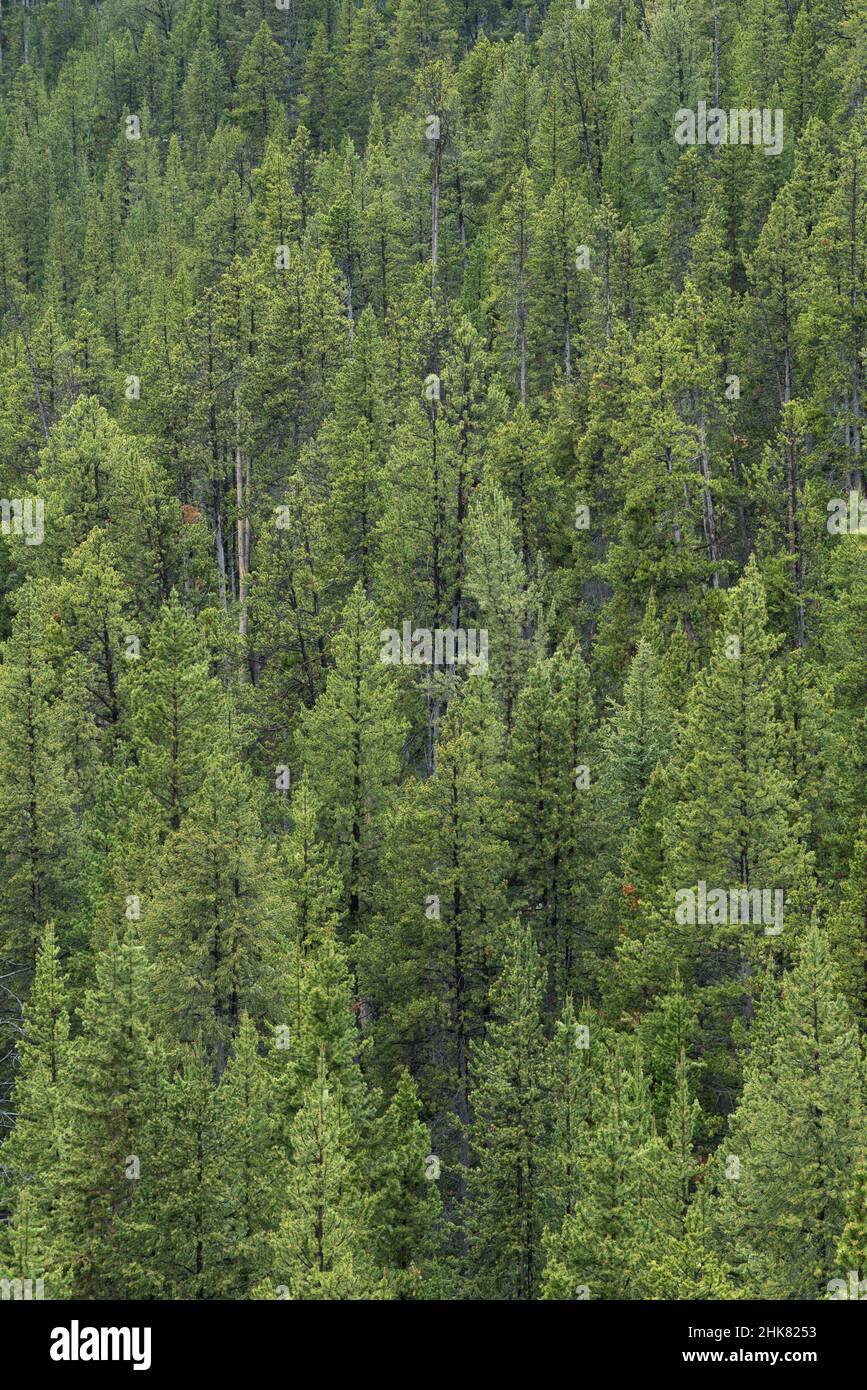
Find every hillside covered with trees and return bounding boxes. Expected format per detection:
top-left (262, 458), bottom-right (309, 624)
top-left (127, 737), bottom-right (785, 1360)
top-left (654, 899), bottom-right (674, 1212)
top-left (0, 0), bottom-right (866, 1300)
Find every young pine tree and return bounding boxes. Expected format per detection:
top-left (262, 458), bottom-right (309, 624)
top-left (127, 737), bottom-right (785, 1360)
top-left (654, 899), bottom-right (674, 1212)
top-left (716, 927), bottom-right (866, 1299)
top-left (263, 1055), bottom-right (387, 1301)
top-left (53, 930), bottom-right (155, 1299)
top-left (464, 920), bottom-right (551, 1301)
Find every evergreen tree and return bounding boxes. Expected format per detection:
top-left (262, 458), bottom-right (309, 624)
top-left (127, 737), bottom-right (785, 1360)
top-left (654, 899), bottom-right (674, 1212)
top-left (145, 748), bottom-right (286, 1074)
top-left (541, 1036), bottom-right (656, 1301)
top-left (297, 583), bottom-right (406, 944)
top-left (833, 1152), bottom-right (867, 1294)
top-left (716, 927), bottom-right (866, 1299)
top-left (507, 641), bottom-right (596, 997)
top-left (464, 921), bottom-right (550, 1300)
top-left (0, 924), bottom-right (70, 1292)
top-left (374, 1068), bottom-right (443, 1298)
top-left (52, 930), bottom-right (154, 1299)
top-left (263, 1056), bottom-right (386, 1301)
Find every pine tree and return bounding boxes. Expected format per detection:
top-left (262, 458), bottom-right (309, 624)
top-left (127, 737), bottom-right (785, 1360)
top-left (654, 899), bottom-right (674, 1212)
top-left (464, 921), bottom-right (550, 1300)
top-left (507, 641), bottom-right (596, 998)
top-left (52, 930), bottom-right (155, 1299)
top-left (274, 927), bottom-right (374, 1147)
top-left (373, 1068), bottom-right (443, 1297)
top-left (541, 1035), bottom-right (657, 1301)
top-left (0, 582), bottom-right (83, 989)
top-left (638, 1191), bottom-right (738, 1300)
top-left (833, 1152), bottom-right (867, 1294)
top-left (643, 560), bottom-right (810, 1106)
top-left (594, 622), bottom-right (673, 885)
top-left (278, 771), bottom-right (344, 1006)
top-left (297, 583), bottom-right (406, 944)
top-left (125, 1040), bottom-right (223, 1300)
top-left (0, 924), bottom-right (70, 1292)
top-left (263, 1055), bottom-right (386, 1301)
top-left (716, 927), bottom-right (866, 1299)
top-left (828, 814), bottom-right (867, 1031)
top-left (145, 748), bottom-right (287, 1074)
top-left (128, 592), bottom-right (222, 833)
top-left (361, 678), bottom-right (509, 1157)
top-left (464, 481), bottom-right (541, 728)
top-left (547, 996), bottom-right (597, 1230)
top-left (234, 22), bottom-right (289, 140)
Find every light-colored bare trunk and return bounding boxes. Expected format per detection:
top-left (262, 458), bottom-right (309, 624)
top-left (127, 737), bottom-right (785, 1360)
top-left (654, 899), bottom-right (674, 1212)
top-left (234, 394), bottom-right (249, 662)
top-left (698, 422), bottom-right (720, 587)
top-left (431, 128), bottom-right (441, 290)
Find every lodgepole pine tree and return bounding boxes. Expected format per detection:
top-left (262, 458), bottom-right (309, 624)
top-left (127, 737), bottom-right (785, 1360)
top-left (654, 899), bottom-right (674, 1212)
top-left (828, 814), bottom-right (867, 1033)
top-left (541, 1036), bottom-right (656, 1301)
top-left (128, 591), bottom-right (222, 834)
top-left (464, 920), bottom-right (551, 1300)
top-left (145, 747), bottom-right (287, 1074)
top-left (361, 677), bottom-right (509, 1157)
top-left (373, 1068), bottom-right (444, 1298)
top-left (506, 641), bottom-right (596, 999)
top-left (263, 1055), bottom-right (387, 1301)
top-left (297, 583), bottom-right (406, 946)
top-left (628, 560), bottom-right (812, 1108)
top-left (52, 930), bottom-right (155, 1299)
top-left (0, 583), bottom-right (83, 990)
top-left (716, 927), bottom-right (866, 1299)
top-left (832, 1152), bottom-right (867, 1295)
top-left (0, 924), bottom-right (70, 1294)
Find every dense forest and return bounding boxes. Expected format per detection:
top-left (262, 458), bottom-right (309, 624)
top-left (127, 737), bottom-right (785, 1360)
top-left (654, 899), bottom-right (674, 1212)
top-left (0, 0), bottom-right (865, 1302)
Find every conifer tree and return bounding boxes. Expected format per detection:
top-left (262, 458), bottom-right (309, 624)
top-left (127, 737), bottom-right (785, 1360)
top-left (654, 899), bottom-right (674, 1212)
top-left (631, 561), bottom-right (811, 1106)
top-left (464, 481), bottom-right (541, 728)
top-left (126, 1041), bottom-right (223, 1300)
top-left (716, 927), bottom-right (866, 1299)
top-left (217, 1013), bottom-right (283, 1297)
top-left (828, 814), bottom-right (867, 1032)
top-left (0, 582), bottom-right (84, 989)
top-left (145, 748), bottom-right (286, 1074)
top-left (638, 1191), bottom-right (738, 1301)
top-left (128, 592), bottom-right (222, 834)
top-left (833, 1152), bottom-right (867, 1293)
top-left (274, 927), bottom-right (374, 1147)
top-left (373, 1068), bottom-right (443, 1298)
top-left (234, 22), bottom-right (289, 140)
top-left (547, 996), bottom-right (598, 1231)
top-left (507, 641), bottom-right (596, 997)
top-left (53, 930), bottom-right (155, 1299)
top-left (297, 583), bottom-right (406, 944)
top-left (0, 923), bottom-right (70, 1289)
top-left (594, 622), bottom-right (673, 885)
top-left (264, 1055), bottom-right (386, 1301)
top-left (464, 920), bottom-right (550, 1300)
top-left (541, 1036), bottom-right (656, 1301)
top-left (361, 677), bottom-right (509, 1156)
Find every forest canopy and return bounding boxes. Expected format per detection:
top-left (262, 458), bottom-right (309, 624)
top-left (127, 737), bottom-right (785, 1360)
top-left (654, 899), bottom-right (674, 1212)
top-left (0, 0), bottom-right (866, 1301)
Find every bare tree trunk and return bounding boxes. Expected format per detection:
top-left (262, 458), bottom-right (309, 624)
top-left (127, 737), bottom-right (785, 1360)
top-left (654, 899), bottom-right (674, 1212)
top-left (666, 448), bottom-right (682, 551)
top-left (698, 422), bottom-right (720, 587)
top-left (784, 424), bottom-right (805, 647)
top-left (213, 480), bottom-right (227, 612)
top-left (518, 200), bottom-right (528, 406)
top-left (431, 115), bottom-right (442, 292)
top-left (234, 394), bottom-right (249, 662)
top-left (455, 172), bottom-right (468, 274)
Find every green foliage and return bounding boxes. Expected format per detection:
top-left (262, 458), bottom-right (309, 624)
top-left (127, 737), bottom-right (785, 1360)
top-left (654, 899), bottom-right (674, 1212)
top-left (0, 0), bottom-right (865, 1305)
